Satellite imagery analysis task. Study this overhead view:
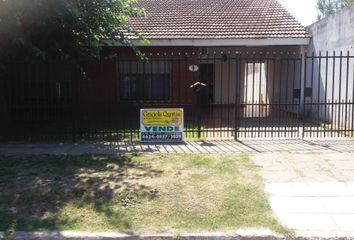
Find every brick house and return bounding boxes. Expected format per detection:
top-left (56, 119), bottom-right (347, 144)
top-left (98, 0), bottom-right (311, 106)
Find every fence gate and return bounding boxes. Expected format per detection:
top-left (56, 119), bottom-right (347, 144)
top-left (0, 50), bottom-right (353, 142)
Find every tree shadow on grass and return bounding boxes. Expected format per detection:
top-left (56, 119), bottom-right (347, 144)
top-left (0, 154), bottom-right (163, 232)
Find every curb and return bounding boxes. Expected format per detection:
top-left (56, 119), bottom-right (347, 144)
top-left (2, 230), bottom-right (354, 240)
top-left (0, 230), bottom-right (283, 240)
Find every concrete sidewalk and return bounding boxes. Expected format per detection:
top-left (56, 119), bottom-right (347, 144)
top-left (253, 153), bottom-right (354, 237)
top-left (0, 139), bottom-right (353, 155)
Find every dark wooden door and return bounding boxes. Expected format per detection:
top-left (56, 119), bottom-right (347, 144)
top-left (200, 64), bottom-right (214, 103)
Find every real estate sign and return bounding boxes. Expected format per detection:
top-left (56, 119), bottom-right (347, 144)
top-left (140, 109), bottom-right (184, 143)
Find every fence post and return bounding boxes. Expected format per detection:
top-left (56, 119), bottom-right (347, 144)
top-left (197, 97), bottom-right (202, 139)
top-left (234, 53), bottom-right (240, 140)
top-left (300, 49), bottom-right (307, 138)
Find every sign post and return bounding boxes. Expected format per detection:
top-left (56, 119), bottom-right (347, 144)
top-left (140, 109), bottom-right (184, 143)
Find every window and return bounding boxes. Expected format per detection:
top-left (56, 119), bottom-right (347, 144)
top-left (118, 60), bottom-right (170, 101)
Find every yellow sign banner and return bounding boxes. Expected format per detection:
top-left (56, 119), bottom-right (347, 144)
top-left (142, 109), bottom-right (183, 126)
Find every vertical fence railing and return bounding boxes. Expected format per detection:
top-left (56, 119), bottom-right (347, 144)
top-left (234, 52), bottom-right (303, 139)
top-left (0, 50), bottom-right (353, 142)
top-left (303, 51), bottom-right (354, 138)
top-left (0, 61), bottom-right (77, 141)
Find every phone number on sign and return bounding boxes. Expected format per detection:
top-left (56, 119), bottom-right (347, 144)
top-left (141, 132), bottom-right (182, 140)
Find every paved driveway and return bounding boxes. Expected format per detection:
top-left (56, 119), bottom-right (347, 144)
top-left (252, 153), bottom-right (354, 237)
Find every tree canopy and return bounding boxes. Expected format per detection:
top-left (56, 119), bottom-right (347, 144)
top-left (317, 0), bottom-right (354, 19)
top-left (0, 0), bottom-right (148, 61)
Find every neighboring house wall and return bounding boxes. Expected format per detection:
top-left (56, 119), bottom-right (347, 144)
top-left (306, 3), bottom-right (354, 53)
top-left (305, 5), bottom-right (354, 125)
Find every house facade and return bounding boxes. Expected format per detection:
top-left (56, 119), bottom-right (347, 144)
top-left (2, 0), bottom-right (353, 141)
top-left (73, 0), bottom-right (311, 138)
top-left (86, 0), bottom-right (310, 108)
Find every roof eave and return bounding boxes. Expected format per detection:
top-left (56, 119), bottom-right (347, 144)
top-left (114, 38), bottom-right (310, 47)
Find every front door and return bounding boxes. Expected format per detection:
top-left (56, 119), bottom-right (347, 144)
top-left (199, 64), bottom-right (214, 104)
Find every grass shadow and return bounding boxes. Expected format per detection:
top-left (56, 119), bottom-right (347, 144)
top-left (0, 154), bottom-right (162, 231)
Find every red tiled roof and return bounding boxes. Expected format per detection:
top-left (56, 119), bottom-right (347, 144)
top-left (127, 0), bottom-right (311, 40)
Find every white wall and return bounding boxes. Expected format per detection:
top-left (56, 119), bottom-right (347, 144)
top-left (305, 4), bottom-right (354, 126)
top-left (205, 47), bottom-right (303, 109)
top-left (306, 4), bottom-right (354, 53)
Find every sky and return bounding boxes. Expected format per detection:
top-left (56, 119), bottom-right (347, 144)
top-left (277, 0), bottom-right (318, 26)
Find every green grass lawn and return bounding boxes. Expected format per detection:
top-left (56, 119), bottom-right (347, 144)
top-left (0, 154), bottom-right (288, 234)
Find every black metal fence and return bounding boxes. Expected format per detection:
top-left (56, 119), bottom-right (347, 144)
top-left (303, 52), bottom-right (354, 138)
top-left (0, 50), bottom-right (353, 142)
